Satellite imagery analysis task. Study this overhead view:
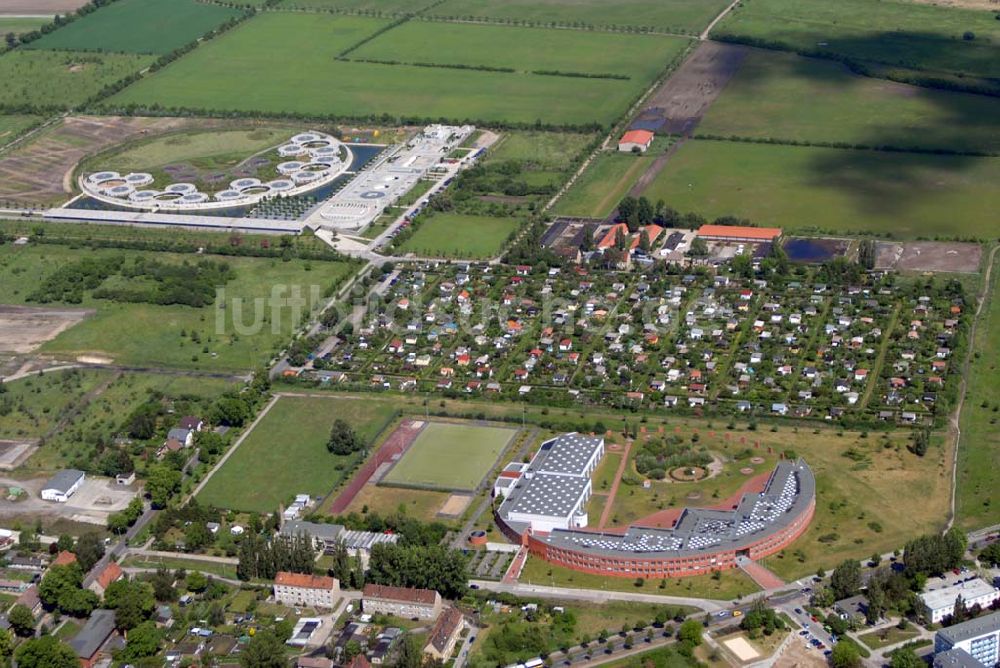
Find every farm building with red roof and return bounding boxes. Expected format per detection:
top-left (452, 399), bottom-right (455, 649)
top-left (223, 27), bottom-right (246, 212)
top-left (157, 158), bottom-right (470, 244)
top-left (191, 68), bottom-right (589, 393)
top-left (696, 224), bottom-right (783, 243)
top-left (618, 129), bottom-right (654, 153)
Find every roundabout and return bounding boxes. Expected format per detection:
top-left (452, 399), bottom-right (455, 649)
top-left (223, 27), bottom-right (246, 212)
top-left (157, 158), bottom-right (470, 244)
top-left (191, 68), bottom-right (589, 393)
top-left (79, 130), bottom-right (351, 212)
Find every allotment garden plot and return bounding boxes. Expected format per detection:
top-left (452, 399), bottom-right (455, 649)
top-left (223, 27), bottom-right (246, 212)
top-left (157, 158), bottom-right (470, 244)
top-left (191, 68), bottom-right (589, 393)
top-left (381, 421), bottom-right (516, 491)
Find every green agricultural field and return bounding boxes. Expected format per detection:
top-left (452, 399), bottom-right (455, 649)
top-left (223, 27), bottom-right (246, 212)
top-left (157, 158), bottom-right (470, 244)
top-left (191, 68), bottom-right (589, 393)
top-left (554, 151), bottom-right (653, 218)
top-left (0, 115), bottom-right (43, 145)
top-left (428, 0), bottom-right (731, 33)
top-left (382, 421), bottom-right (516, 490)
top-left (0, 245), bottom-right (356, 371)
top-left (25, 0), bottom-right (243, 54)
top-left (697, 50), bottom-right (1000, 154)
top-left (108, 12), bottom-right (648, 126)
top-left (280, 0), bottom-right (436, 10)
top-left (713, 0), bottom-right (1000, 84)
top-left (0, 17), bottom-right (48, 36)
top-left (0, 369), bottom-right (110, 441)
top-left (352, 21), bottom-right (689, 80)
top-left (196, 395), bottom-right (398, 512)
top-left (397, 213), bottom-right (522, 259)
top-left (955, 248), bottom-right (1000, 530)
top-left (641, 140), bottom-right (1000, 238)
top-left (0, 50), bottom-right (152, 109)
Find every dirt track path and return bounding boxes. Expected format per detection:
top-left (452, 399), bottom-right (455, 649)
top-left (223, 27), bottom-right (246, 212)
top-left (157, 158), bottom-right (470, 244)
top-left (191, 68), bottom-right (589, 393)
top-left (700, 0), bottom-right (743, 40)
top-left (945, 244), bottom-right (1000, 532)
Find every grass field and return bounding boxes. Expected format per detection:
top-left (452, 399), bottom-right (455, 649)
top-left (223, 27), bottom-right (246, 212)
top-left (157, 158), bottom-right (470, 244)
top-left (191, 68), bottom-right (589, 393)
top-left (382, 421), bottom-right (515, 490)
top-left (641, 140), bottom-right (1000, 238)
top-left (488, 131), bottom-right (595, 170)
top-left (697, 49), bottom-right (1000, 154)
top-left (0, 17), bottom-right (49, 36)
top-left (343, 484), bottom-right (449, 521)
top-left (0, 50), bottom-right (152, 108)
top-left (955, 248), bottom-right (1000, 530)
top-left (554, 152), bottom-right (652, 218)
top-left (279, 0), bottom-right (435, 10)
top-left (0, 369), bottom-right (110, 441)
top-left (0, 115), bottom-right (43, 145)
top-left (0, 245), bottom-right (356, 371)
top-left (352, 21), bottom-right (689, 79)
top-left (121, 554), bottom-right (238, 579)
top-left (520, 556), bottom-right (760, 600)
top-left (428, 0), bottom-right (731, 33)
top-left (197, 395), bottom-right (398, 512)
top-left (25, 0), bottom-right (243, 54)
top-left (713, 0), bottom-right (1000, 83)
top-left (397, 213), bottom-right (522, 259)
top-left (109, 12), bottom-right (652, 126)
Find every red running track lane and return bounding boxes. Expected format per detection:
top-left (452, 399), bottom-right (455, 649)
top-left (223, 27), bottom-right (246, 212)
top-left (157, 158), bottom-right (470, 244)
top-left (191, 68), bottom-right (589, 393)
top-left (328, 419), bottom-right (423, 515)
top-left (597, 441), bottom-right (632, 530)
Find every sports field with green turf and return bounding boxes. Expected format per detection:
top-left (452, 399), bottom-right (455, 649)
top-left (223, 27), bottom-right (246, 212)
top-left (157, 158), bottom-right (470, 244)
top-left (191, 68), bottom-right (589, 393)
top-left (697, 49), bottom-right (1000, 154)
top-left (382, 421), bottom-right (516, 491)
top-left (351, 21), bottom-right (689, 79)
top-left (197, 395), bottom-right (398, 512)
top-left (428, 0), bottom-right (730, 33)
top-left (108, 12), bottom-right (653, 126)
top-left (0, 50), bottom-right (152, 108)
top-left (25, 0), bottom-right (243, 54)
top-left (641, 140), bottom-right (1000, 238)
top-left (396, 213), bottom-right (522, 259)
top-left (554, 152), bottom-right (653, 218)
top-left (712, 0), bottom-right (1000, 84)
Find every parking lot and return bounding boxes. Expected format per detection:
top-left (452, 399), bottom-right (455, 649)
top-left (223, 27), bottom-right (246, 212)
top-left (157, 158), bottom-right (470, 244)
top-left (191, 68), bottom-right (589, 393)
top-left (63, 477), bottom-right (139, 525)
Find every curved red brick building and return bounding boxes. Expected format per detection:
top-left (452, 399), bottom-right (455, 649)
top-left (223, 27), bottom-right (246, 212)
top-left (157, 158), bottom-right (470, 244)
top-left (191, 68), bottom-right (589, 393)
top-left (496, 458), bottom-right (815, 579)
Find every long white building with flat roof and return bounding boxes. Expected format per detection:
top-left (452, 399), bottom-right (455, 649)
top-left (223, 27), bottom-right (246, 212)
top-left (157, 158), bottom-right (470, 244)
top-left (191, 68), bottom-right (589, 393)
top-left (922, 579), bottom-right (1000, 624)
top-left (495, 433), bottom-right (604, 533)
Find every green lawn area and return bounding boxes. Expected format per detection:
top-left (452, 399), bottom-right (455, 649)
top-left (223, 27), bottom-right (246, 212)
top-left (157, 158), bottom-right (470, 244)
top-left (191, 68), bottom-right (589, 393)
top-left (697, 49), bottom-right (1000, 154)
top-left (641, 140), bottom-right (1000, 238)
top-left (712, 0), bottom-right (1000, 85)
top-left (520, 555), bottom-right (760, 601)
top-left (0, 17), bottom-right (49, 36)
top-left (108, 12), bottom-right (653, 126)
top-left (428, 0), bottom-right (731, 33)
top-left (554, 151), bottom-right (652, 218)
top-left (342, 483), bottom-right (449, 521)
top-left (382, 421), bottom-right (516, 490)
top-left (352, 21), bottom-right (689, 79)
top-left (121, 554), bottom-right (238, 579)
top-left (397, 213), bottom-right (522, 259)
top-left (53, 619), bottom-right (82, 641)
top-left (25, 0), bottom-right (243, 54)
top-left (858, 626), bottom-right (922, 650)
top-left (0, 369), bottom-right (110, 441)
top-left (956, 247), bottom-right (1000, 529)
top-left (489, 131), bottom-right (595, 170)
top-left (0, 245), bottom-right (356, 371)
top-left (0, 115), bottom-right (43, 144)
top-left (592, 452), bottom-right (622, 494)
top-left (196, 395), bottom-right (398, 512)
top-left (0, 50), bottom-right (153, 109)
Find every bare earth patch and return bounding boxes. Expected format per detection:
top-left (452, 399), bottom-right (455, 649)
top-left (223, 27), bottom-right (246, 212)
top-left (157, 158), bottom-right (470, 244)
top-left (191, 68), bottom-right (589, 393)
top-left (439, 493), bottom-right (473, 517)
top-left (875, 241), bottom-right (982, 273)
top-left (0, 305), bottom-right (93, 353)
top-left (0, 0), bottom-right (89, 14)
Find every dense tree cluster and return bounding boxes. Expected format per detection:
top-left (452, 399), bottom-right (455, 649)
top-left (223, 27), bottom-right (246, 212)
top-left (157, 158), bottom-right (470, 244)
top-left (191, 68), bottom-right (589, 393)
top-left (633, 435), bottom-right (712, 481)
top-left (327, 419), bottom-right (364, 455)
top-left (332, 510), bottom-right (449, 547)
top-left (367, 543), bottom-right (468, 599)
top-left (39, 563), bottom-right (99, 617)
top-left (903, 528), bottom-right (967, 578)
top-left (236, 531), bottom-right (315, 581)
top-left (104, 578), bottom-right (156, 631)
